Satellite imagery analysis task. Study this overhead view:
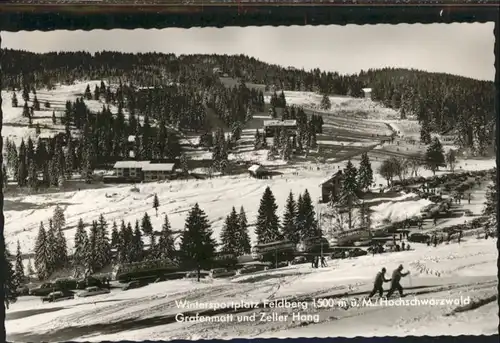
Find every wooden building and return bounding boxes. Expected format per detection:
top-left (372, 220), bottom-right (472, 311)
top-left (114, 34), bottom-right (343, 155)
top-left (113, 161), bottom-right (151, 181)
top-left (320, 170), bottom-right (344, 203)
top-left (263, 119), bottom-right (297, 137)
top-left (142, 163), bottom-right (176, 182)
top-left (362, 88), bottom-right (373, 100)
top-left (248, 164), bottom-right (268, 179)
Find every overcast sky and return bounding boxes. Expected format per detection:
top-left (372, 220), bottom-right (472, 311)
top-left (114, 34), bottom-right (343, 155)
top-left (2, 23), bottom-right (494, 81)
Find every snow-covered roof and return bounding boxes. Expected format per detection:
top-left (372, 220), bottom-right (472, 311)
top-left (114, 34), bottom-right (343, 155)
top-left (128, 135), bottom-right (136, 143)
top-left (142, 163), bottom-right (176, 172)
top-left (320, 170), bottom-right (343, 186)
top-left (248, 164), bottom-right (263, 173)
top-left (362, 88), bottom-right (372, 93)
top-left (113, 161), bottom-right (151, 169)
top-left (263, 120), bottom-right (297, 127)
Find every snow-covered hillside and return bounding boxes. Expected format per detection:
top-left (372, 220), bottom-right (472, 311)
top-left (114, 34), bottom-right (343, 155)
top-left (6, 238), bottom-right (497, 341)
top-left (1, 81), bottom-right (146, 148)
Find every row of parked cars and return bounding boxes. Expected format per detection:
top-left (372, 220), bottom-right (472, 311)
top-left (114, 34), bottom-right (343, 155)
top-left (42, 286), bottom-right (112, 303)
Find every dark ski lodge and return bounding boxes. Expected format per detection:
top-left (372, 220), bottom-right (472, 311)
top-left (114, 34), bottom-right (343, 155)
top-left (248, 164), bottom-right (268, 179)
top-left (320, 170), bottom-right (344, 203)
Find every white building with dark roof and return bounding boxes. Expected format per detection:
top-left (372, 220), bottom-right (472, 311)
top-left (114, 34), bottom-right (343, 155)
top-left (142, 163), bottom-right (176, 182)
top-left (362, 88), bottom-right (373, 100)
top-left (113, 161), bottom-right (151, 180)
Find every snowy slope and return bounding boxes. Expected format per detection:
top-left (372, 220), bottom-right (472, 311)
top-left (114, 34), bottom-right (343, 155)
top-left (6, 238), bottom-right (497, 341)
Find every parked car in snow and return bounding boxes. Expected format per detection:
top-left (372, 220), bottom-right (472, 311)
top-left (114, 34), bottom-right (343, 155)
top-left (209, 268), bottom-right (237, 279)
top-left (408, 233), bottom-right (431, 243)
top-left (292, 256), bottom-right (308, 265)
top-left (42, 290), bottom-right (75, 303)
top-left (348, 248), bottom-right (368, 258)
top-left (16, 285), bottom-right (30, 296)
top-left (75, 286), bottom-right (110, 298)
top-left (237, 264), bottom-right (268, 275)
top-left (29, 283), bottom-right (56, 296)
top-left (185, 270), bottom-right (210, 279)
top-left (122, 280), bottom-right (148, 291)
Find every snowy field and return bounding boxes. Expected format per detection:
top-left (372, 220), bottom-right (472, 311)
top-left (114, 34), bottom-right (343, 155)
top-left (5, 156), bottom-right (495, 257)
top-left (6, 238), bottom-right (497, 341)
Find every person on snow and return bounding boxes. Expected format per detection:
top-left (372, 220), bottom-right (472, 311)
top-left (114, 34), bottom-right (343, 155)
top-left (320, 256), bottom-right (327, 268)
top-left (386, 264), bottom-right (410, 298)
top-left (368, 267), bottom-right (391, 298)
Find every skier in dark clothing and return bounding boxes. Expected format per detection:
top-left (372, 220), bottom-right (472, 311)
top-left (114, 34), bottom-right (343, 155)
top-left (386, 265), bottom-right (410, 298)
top-left (402, 241), bottom-right (405, 250)
top-left (320, 256), bottom-right (327, 268)
top-left (368, 267), bottom-right (391, 298)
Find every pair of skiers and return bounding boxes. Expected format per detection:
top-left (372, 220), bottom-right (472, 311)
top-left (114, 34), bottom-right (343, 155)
top-left (368, 264), bottom-right (410, 298)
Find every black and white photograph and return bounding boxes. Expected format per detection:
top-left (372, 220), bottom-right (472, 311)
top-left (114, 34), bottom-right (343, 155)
top-left (1, 24), bottom-right (497, 341)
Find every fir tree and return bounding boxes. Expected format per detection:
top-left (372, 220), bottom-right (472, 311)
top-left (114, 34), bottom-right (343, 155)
top-left (359, 201), bottom-right (372, 235)
top-left (420, 120), bottom-right (432, 145)
top-left (179, 203), bottom-right (217, 281)
top-left (52, 205), bottom-right (66, 231)
top-left (33, 95), bottom-right (40, 111)
top-left (282, 191), bottom-right (299, 244)
top-left (254, 129), bottom-right (264, 150)
top-left (22, 102), bottom-right (29, 118)
top-left (3, 247), bottom-right (18, 309)
top-left (17, 140), bottom-right (28, 187)
top-left (157, 215), bottom-right (176, 260)
top-left (339, 160), bottom-right (360, 230)
top-left (96, 214), bottom-right (111, 269)
top-left (3, 164), bottom-right (8, 189)
top-left (297, 189), bottom-right (319, 239)
top-left (237, 206), bottom-right (251, 255)
top-left (320, 94), bottom-right (331, 110)
top-left (425, 137), bottom-right (445, 175)
top-left (445, 149), bottom-right (457, 172)
top-left (255, 187), bottom-right (282, 244)
top-left (111, 221), bottom-right (120, 249)
top-left (73, 219), bottom-right (89, 276)
top-left (34, 222), bottom-right (52, 280)
top-left (84, 84), bottom-right (92, 100)
top-left (483, 169), bottom-right (497, 231)
top-left (180, 153), bottom-right (189, 176)
top-left (141, 212), bottom-right (155, 248)
top-left (88, 221), bottom-right (99, 274)
top-left (26, 258), bottom-right (34, 280)
top-left (220, 207), bottom-right (241, 255)
top-left (46, 219), bottom-right (58, 271)
top-left (11, 92), bottom-right (18, 107)
top-left (14, 240), bottom-right (25, 287)
top-left (153, 194), bottom-right (160, 217)
top-left (357, 152), bottom-right (373, 191)
top-left (132, 220), bottom-right (144, 262)
top-left (22, 85), bottom-right (29, 102)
